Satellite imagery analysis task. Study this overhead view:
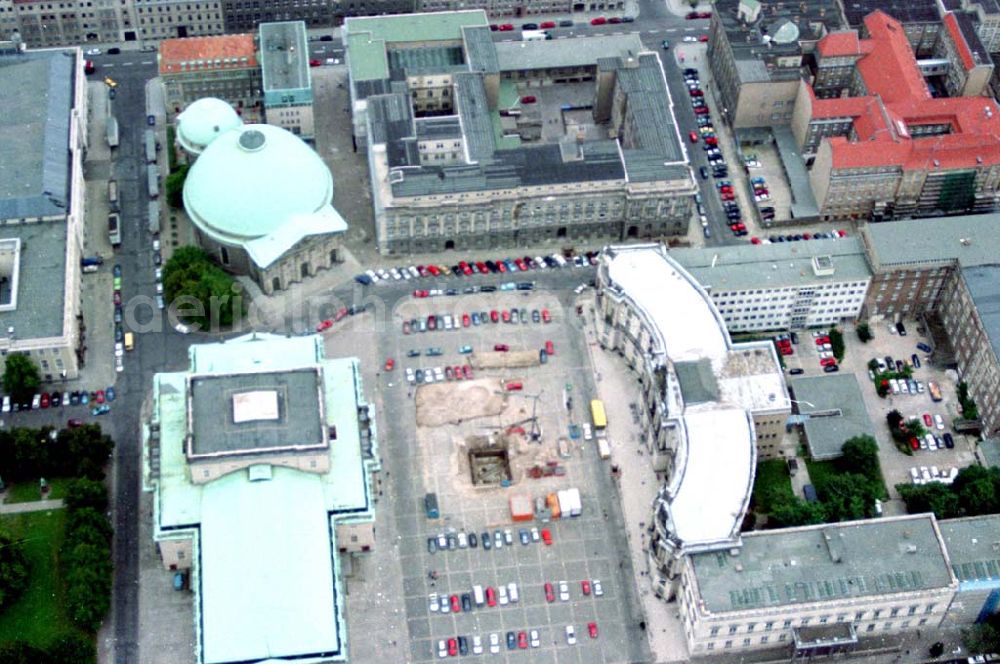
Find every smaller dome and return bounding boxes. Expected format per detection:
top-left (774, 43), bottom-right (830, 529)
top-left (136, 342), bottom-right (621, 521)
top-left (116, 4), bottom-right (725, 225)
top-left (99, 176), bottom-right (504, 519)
top-left (176, 98), bottom-right (243, 155)
top-left (771, 20), bottom-right (800, 44)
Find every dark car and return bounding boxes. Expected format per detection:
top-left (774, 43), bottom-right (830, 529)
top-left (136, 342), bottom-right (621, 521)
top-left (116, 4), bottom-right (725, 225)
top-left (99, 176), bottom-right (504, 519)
top-left (319, 35), bottom-right (334, 41)
top-left (790, 332), bottom-right (799, 344)
top-left (559, 19), bottom-right (574, 26)
top-left (699, 166), bottom-right (709, 179)
top-left (461, 593), bottom-right (473, 612)
top-left (911, 353), bottom-right (921, 368)
top-left (943, 432), bottom-right (955, 448)
top-left (107, 47), bottom-right (121, 54)
top-left (917, 342), bottom-right (933, 353)
top-left (147, 114), bottom-right (156, 126)
top-left (789, 368), bottom-right (804, 375)
top-left (468, 532), bottom-right (478, 548)
top-left (522, 22), bottom-right (538, 29)
top-left (506, 632), bottom-right (517, 650)
top-left (823, 364), bottom-right (840, 373)
top-left (51, 392), bottom-right (62, 407)
top-left (896, 321), bottom-right (907, 336)
top-left (153, 251), bottom-right (162, 266)
top-left (427, 537), bottom-right (437, 554)
top-left (482, 531), bottom-right (492, 550)
top-left (458, 636), bottom-right (468, 656)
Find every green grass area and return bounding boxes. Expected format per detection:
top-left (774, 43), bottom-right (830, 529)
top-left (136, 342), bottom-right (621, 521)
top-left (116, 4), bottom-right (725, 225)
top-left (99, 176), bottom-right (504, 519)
top-left (804, 458), bottom-right (840, 489)
top-left (0, 509), bottom-right (73, 647)
top-left (166, 125), bottom-right (178, 173)
top-left (752, 459), bottom-right (794, 513)
top-left (3, 478), bottom-right (72, 504)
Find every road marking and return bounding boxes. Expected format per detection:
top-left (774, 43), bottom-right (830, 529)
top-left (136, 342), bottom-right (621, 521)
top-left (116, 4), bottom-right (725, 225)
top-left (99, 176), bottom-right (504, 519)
top-left (140, 60), bottom-right (153, 65)
top-left (666, 28), bottom-right (678, 32)
top-left (123, 62), bottom-right (134, 66)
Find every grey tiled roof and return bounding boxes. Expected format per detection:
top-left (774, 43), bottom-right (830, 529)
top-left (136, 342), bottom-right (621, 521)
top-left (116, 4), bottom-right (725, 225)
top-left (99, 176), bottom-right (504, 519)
top-left (0, 221), bottom-right (69, 339)
top-left (260, 21), bottom-right (309, 92)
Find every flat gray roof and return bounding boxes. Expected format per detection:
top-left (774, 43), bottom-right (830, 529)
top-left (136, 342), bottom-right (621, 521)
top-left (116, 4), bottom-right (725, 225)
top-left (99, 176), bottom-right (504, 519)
top-left (672, 237), bottom-right (871, 292)
top-left (864, 213), bottom-right (1000, 270)
top-left (188, 368), bottom-right (325, 456)
top-left (691, 515), bottom-right (954, 614)
top-left (494, 33), bottom-right (644, 71)
top-left (788, 373), bottom-right (873, 460)
top-left (773, 126), bottom-right (819, 218)
top-left (0, 49), bottom-right (75, 220)
top-left (938, 515), bottom-right (1000, 584)
top-left (961, 265), bottom-right (1000, 364)
top-left (260, 22), bottom-right (309, 93)
top-left (0, 221), bottom-right (68, 340)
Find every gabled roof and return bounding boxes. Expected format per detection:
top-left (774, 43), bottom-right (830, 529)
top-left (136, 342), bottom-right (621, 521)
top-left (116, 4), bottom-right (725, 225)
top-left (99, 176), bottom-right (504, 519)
top-left (159, 34), bottom-right (258, 75)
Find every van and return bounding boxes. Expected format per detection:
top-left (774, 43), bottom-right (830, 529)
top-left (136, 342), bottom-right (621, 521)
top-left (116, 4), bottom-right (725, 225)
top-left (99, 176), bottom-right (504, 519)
top-left (424, 492), bottom-right (440, 518)
top-left (124, 332), bottom-right (134, 351)
top-left (472, 585), bottom-right (485, 607)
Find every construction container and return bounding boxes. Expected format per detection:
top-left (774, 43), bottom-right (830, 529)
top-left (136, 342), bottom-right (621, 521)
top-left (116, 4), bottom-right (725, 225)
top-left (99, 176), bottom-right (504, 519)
top-left (546, 492), bottom-right (561, 519)
top-left (559, 488), bottom-right (582, 517)
top-left (509, 494), bottom-right (533, 522)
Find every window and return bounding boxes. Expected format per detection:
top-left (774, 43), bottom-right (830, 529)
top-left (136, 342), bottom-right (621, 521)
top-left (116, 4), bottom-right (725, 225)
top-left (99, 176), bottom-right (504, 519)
top-left (742, 638), bottom-right (751, 647)
top-left (724, 641), bottom-right (733, 649)
top-left (710, 627), bottom-right (720, 637)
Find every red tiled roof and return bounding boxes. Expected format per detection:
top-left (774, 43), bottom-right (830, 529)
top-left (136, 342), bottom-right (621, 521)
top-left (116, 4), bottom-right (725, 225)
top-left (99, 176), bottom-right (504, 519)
top-left (817, 31), bottom-right (862, 57)
top-left (159, 34), bottom-right (258, 75)
top-left (810, 10), bottom-right (1000, 172)
top-left (943, 12), bottom-right (975, 71)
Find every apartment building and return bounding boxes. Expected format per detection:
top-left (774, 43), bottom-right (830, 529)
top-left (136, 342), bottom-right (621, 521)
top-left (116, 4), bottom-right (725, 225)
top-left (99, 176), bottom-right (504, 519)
top-left (938, 515), bottom-right (1000, 625)
top-left (672, 237), bottom-right (871, 333)
top-left (346, 11), bottom-right (696, 256)
top-left (259, 21), bottom-right (313, 139)
top-left (707, 0), bottom-right (845, 129)
top-left (794, 11), bottom-right (1000, 220)
top-left (840, 0), bottom-right (941, 56)
top-left (935, 11), bottom-right (994, 97)
top-left (0, 47), bottom-right (88, 382)
top-left (134, 0), bottom-right (224, 41)
top-left (961, 0), bottom-right (1000, 52)
top-left (677, 515), bottom-right (957, 657)
top-left (415, 0), bottom-right (623, 17)
top-left (159, 33), bottom-right (262, 121)
top-left (0, 0), bottom-right (136, 47)
top-left (595, 244), bottom-right (790, 600)
top-left (148, 333), bottom-right (380, 663)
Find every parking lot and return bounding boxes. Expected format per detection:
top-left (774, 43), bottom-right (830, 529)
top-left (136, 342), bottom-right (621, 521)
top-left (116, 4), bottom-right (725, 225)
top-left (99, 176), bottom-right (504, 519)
top-left (386, 288), bottom-right (643, 662)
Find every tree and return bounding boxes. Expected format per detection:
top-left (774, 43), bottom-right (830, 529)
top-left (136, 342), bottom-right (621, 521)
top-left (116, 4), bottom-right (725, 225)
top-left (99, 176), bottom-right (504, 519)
top-left (818, 473), bottom-right (879, 521)
top-left (47, 631), bottom-right (96, 664)
top-left (2, 354), bottom-right (40, 405)
top-left (953, 466), bottom-right (1000, 516)
top-left (768, 497), bottom-right (826, 528)
top-left (856, 323), bottom-right (873, 343)
top-left (839, 435), bottom-right (881, 483)
top-left (886, 410), bottom-right (903, 430)
top-left (0, 528), bottom-right (29, 611)
top-left (0, 641), bottom-right (49, 664)
top-left (963, 615), bottom-right (1000, 655)
top-left (957, 381), bottom-right (980, 420)
top-left (828, 327), bottom-right (846, 361)
top-left (897, 482), bottom-right (962, 519)
top-left (64, 479), bottom-right (109, 513)
top-left (162, 246), bottom-right (244, 329)
top-left (164, 164), bottom-right (189, 209)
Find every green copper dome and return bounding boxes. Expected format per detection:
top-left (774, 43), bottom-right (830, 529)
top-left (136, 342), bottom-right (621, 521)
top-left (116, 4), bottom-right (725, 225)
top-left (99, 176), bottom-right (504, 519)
top-left (176, 98), bottom-right (244, 155)
top-left (183, 124), bottom-right (335, 246)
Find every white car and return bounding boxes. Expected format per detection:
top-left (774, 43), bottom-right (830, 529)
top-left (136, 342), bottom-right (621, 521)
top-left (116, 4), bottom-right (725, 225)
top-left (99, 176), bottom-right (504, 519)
top-left (406, 367), bottom-right (415, 384)
top-left (583, 423), bottom-right (593, 441)
top-left (593, 579), bottom-right (604, 596)
top-left (818, 351), bottom-right (834, 359)
top-left (507, 582), bottom-right (519, 603)
top-left (530, 630), bottom-right (540, 648)
top-left (390, 267), bottom-right (402, 280)
top-left (457, 531), bottom-right (467, 548)
top-left (682, 35), bottom-right (698, 43)
top-left (85, 48), bottom-right (102, 55)
top-left (365, 269), bottom-right (380, 283)
top-left (565, 625), bottom-right (577, 645)
top-left (504, 528), bottom-right (513, 545)
top-left (498, 585), bottom-right (509, 605)
top-left (1, 395), bottom-right (9, 413)
top-left (434, 367), bottom-right (445, 381)
top-left (559, 580), bottom-right (570, 602)
top-left (489, 633), bottom-right (500, 654)
top-left (530, 527), bottom-right (540, 542)
top-left (437, 639), bottom-right (448, 659)
top-left (472, 635), bottom-right (483, 655)
top-left (408, 266), bottom-right (420, 278)
top-left (428, 593), bottom-right (439, 612)
top-left (152, 238), bottom-right (161, 251)
top-left (910, 467), bottom-right (920, 482)
top-left (934, 414), bottom-right (944, 430)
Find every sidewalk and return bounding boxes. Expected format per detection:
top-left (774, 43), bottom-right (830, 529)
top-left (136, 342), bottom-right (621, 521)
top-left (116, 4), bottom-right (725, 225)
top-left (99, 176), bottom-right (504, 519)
top-left (578, 294), bottom-right (691, 664)
top-left (0, 498), bottom-right (64, 513)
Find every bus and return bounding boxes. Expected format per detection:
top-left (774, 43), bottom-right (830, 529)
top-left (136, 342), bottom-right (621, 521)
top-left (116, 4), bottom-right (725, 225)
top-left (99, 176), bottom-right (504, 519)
top-left (144, 130), bottom-right (157, 164)
top-left (106, 116), bottom-right (119, 148)
top-left (147, 165), bottom-right (159, 198)
top-left (589, 399), bottom-right (607, 430)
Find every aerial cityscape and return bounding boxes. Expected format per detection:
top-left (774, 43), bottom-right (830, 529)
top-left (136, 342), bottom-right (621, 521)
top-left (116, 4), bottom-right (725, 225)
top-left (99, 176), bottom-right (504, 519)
top-left (2, 0), bottom-right (1000, 660)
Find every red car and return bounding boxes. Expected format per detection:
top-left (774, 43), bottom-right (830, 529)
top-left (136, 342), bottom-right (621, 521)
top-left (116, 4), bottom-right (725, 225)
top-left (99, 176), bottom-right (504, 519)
top-left (502, 310), bottom-right (511, 323)
top-left (719, 185), bottom-right (733, 193)
top-left (520, 95), bottom-right (537, 104)
top-left (476, 261), bottom-right (488, 274)
top-left (923, 413), bottom-right (933, 427)
top-left (545, 340), bottom-right (554, 355)
top-left (720, 192), bottom-right (735, 201)
top-left (689, 130), bottom-right (699, 143)
top-left (590, 16), bottom-right (607, 24)
top-left (462, 313), bottom-right (471, 327)
top-left (506, 381), bottom-right (523, 391)
top-left (588, 622), bottom-right (599, 639)
top-left (40, 392), bottom-right (50, 408)
top-left (542, 309), bottom-right (551, 323)
top-left (496, 261), bottom-right (507, 273)
top-left (384, 358), bottom-right (395, 371)
top-left (750, 237), bottom-right (762, 245)
top-left (498, 23), bottom-right (514, 31)
top-left (820, 357), bottom-right (837, 367)
top-left (781, 347), bottom-right (794, 356)
top-left (815, 336), bottom-right (831, 345)
top-left (448, 638), bottom-right (458, 656)
top-left (540, 20), bottom-right (556, 28)
top-left (609, 16), bottom-right (622, 23)
top-left (581, 580), bottom-right (591, 595)
top-left (704, 136), bottom-right (718, 146)
top-left (450, 595), bottom-right (460, 612)
top-left (689, 88), bottom-right (703, 97)
top-left (730, 223), bottom-right (746, 232)
top-left (428, 265), bottom-right (441, 276)
top-left (910, 437), bottom-right (920, 450)
top-left (316, 319), bottom-right (333, 332)
top-left (428, 315), bottom-right (437, 330)
top-left (494, 343), bottom-right (509, 352)
top-left (95, 390), bottom-right (106, 404)
top-left (541, 528), bottom-right (552, 545)
top-left (335, 307), bottom-right (348, 322)
top-left (462, 365), bottom-right (473, 380)
top-left (490, 310), bottom-right (500, 323)
top-left (413, 289), bottom-right (429, 298)
top-left (694, 107), bottom-right (710, 115)
top-left (545, 582), bottom-right (555, 602)
top-left (68, 418), bottom-right (84, 428)
top-left (514, 258), bottom-right (528, 271)
top-left (517, 632), bottom-right (528, 649)
top-left (698, 11), bottom-right (712, 17)
top-left (698, 34), bottom-right (709, 42)
top-left (453, 365), bottom-right (463, 380)
top-left (486, 586), bottom-right (497, 607)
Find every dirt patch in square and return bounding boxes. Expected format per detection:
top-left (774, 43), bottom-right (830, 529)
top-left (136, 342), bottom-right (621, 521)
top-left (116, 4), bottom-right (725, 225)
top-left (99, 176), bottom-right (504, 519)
top-left (415, 379), bottom-right (506, 427)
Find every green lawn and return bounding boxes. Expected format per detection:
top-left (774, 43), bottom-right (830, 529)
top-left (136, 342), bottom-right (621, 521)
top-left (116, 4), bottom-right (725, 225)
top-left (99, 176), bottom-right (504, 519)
top-left (4, 478), bottom-right (72, 504)
top-left (805, 458), bottom-right (840, 489)
top-left (0, 509), bottom-right (73, 647)
top-left (752, 459), bottom-right (794, 513)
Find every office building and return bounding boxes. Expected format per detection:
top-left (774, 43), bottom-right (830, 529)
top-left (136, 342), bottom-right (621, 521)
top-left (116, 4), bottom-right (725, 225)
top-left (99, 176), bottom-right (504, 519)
top-left (938, 515), bottom-right (1000, 625)
top-left (346, 11), bottom-right (696, 255)
top-left (159, 33), bottom-right (262, 121)
top-left (179, 104), bottom-right (347, 294)
top-left (672, 237), bottom-right (871, 334)
top-left (677, 515), bottom-right (957, 656)
top-left (134, 0), bottom-right (224, 42)
top-left (595, 244), bottom-right (790, 600)
top-left (259, 21), bottom-right (314, 139)
top-left (415, 0), bottom-right (624, 17)
top-left (0, 47), bottom-right (88, 382)
top-left (0, 0), bottom-right (136, 48)
top-left (794, 11), bottom-right (1000, 220)
top-left (147, 333), bottom-right (380, 664)
top-left (839, 0), bottom-right (941, 56)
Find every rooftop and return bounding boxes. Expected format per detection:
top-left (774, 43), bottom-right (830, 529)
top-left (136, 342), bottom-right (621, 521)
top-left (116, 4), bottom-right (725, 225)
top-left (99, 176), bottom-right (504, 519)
top-left (260, 21), bottom-right (310, 92)
top-left (960, 265), bottom-right (1000, 363)
top-left (690, 515), bottom-right (955, 614)
top-left (673, 237), bottom-right (870, 291)
top-left (841, 0), bottom-right (940, 27)
top-left (159, 34), bottom-right (258, 75)
top-left (602, 244), bottom-right (788, 549)
top-left (0, 48), bottom-right (75, 220)
top-left (494, 33), bottom-right (644, 70)
top-left (788, 373), bottom-right (873, 460)
top-left (0, 222), bottom-right (68, 340)
top-left (862, 211), bottom-right (1000, 269)
top-left (187, 368), bottom-right (326, 457)
top-left (937, 515), bottom-right (1000, 584)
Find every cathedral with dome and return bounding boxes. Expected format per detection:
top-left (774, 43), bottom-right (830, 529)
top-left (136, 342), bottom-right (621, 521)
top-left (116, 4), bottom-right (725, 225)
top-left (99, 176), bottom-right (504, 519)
top-left (175, 98), bottom-right (348, 295)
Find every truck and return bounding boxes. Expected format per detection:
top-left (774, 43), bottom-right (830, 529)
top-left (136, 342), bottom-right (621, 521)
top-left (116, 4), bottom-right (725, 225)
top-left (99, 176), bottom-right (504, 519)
top-left (521, 29), bottom-right (549, 41)
top-left (423, 492), bottom-right (439, 519)
top-left (148, 200), bottom-right (161, 234)
top-left (106, 116), bottom-right (119, 148)
top-left (557, 488), bottom-right (582, 517)
top-left (147, 165), bottom-right (159, 198)
top-left (108, 179), bottom-right (119, 211)
top-left (597, 437), bottom-right (611, 459)
top-left (108, 212), bottom-right (121, 247)
top-left (144, 129), bottom-right (157, 164)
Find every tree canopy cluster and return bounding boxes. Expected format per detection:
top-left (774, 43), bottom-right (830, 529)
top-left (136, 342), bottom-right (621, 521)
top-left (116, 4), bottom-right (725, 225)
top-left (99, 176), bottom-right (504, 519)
top-left (0, 424), bottom-right (114, 483)
top-left (60, 479), bottom-right (113, 633)
top-left (1, 354), bottom-right (40, 405)
top-left (897, 465), bottom-right (1000, 520)
top-left (162, 246), bottom-right (244, 329)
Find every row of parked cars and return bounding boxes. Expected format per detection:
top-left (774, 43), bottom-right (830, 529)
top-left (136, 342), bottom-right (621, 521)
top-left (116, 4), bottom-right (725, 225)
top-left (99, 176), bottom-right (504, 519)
top-left (753, 229), bottom-right (849, 245)
top-left (402, 307), bottom-right (551, 334)
top-left (2, 388), bottom-right (115, 415)
top-left (909, 465), bottom-right (959, 484)
top-left (358, 253), bottom-right (596, 285)
top-left (436, 623), bottom-right (598, 657)
top-left (427, 527), bottom-right (553, 553)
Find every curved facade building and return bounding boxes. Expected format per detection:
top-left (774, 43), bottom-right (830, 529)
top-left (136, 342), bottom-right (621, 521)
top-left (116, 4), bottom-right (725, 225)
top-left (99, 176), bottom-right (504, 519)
top-left (595, 244), bottom-right (790, 600)
top-left (180, 103), bottom-right (347, 294)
